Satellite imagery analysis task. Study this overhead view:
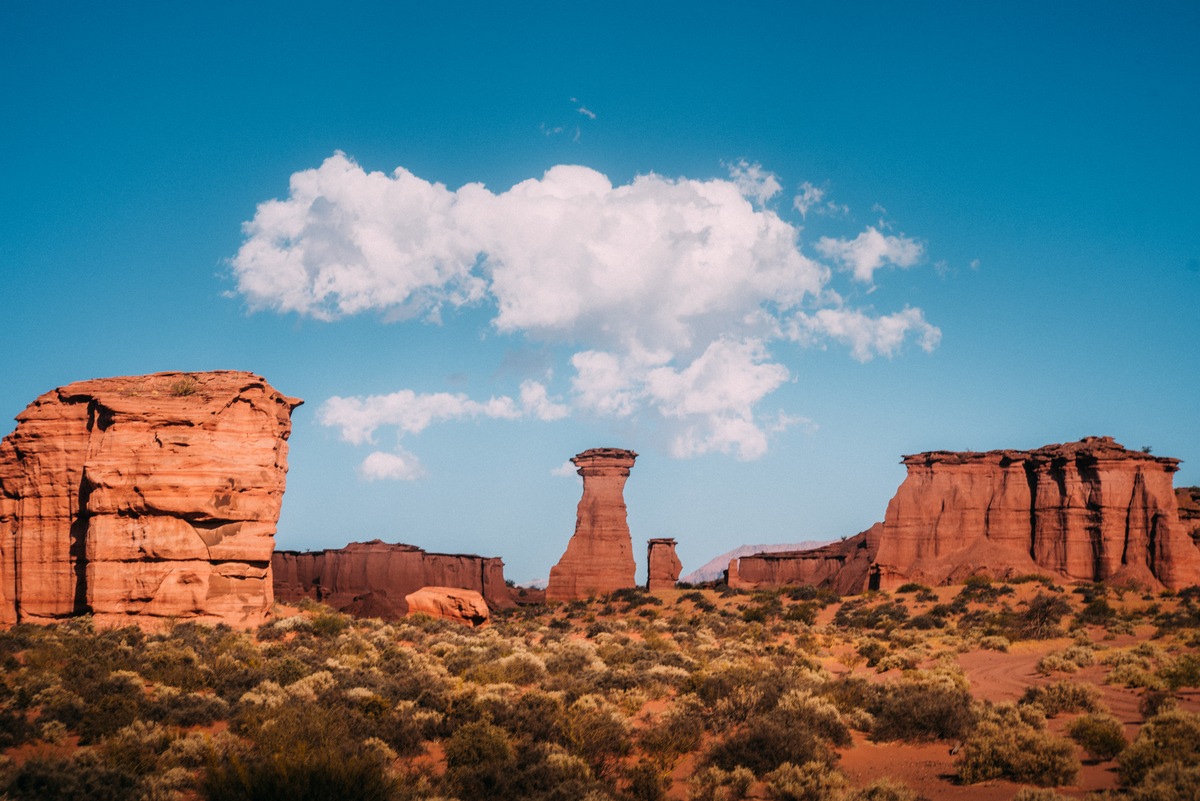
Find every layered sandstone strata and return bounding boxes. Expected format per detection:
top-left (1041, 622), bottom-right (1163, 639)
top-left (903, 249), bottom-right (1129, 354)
top-left (871, 437), bottom-right (1200, 590)
top-left (272, 540), bottom-right (513, 618)
top-left (729, 524), bottom-right (881, 595)
top-left (647, 538), bottom-right (682, 591)
top-left (726, 438), bottom-right (1199, 593)
top-left (0, 371), bottom-right (301, 627)
top-left (546, 448), bottom-right (638, 601)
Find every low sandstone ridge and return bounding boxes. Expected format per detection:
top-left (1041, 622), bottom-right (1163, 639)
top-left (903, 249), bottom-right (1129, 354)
top-left (732, 437), bottom-right (1200, 592)
top-left (0, 371), bottom-right (302, 627)
top-left (272, 540), bottom-right (513, 618)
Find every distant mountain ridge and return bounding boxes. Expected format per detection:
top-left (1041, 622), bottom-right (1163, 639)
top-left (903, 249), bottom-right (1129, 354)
top-left (681, 541), bottom-right (831, 584)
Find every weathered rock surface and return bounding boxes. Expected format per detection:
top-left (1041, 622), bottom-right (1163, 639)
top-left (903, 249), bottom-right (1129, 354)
top-left (1178, 487), bottom-right (1200, 543)
top-left (546, 448), bottom-right (638, 602)
top-left (0, 371), bottom-right (301, 627)
top-left (272, 540), bottom-right (513, 618)
top-left (729, 525), bottom-right (881, 595)
top-left (872, 437), bottom-right (1200, 590)
top-left (647, 538), bottom-right (681, 591)
top-left (405, 586), bottom-right (489, 627)
top-left (728, 438), bottom-right (1200, 593)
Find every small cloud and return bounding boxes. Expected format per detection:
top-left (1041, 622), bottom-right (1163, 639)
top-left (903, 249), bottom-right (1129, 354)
top-left (551, 460), bottom-right (578, 477)
top-left (816, 226), bottom-right (924, 283)
top-left (969, 258), bottom-right (981, 271)
top-left (360, 449), bottom-right (425, 481)
top-left (577, 106), bottom-right (596, 120)
top-left (793, 182), bottom-right (825, 219)
top-left (726, 159), bottom-right (782, 208)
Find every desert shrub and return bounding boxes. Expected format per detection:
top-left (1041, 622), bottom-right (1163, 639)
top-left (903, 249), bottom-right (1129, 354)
top-left (1126, 763), bottom-right (1200, 801)
top-left (1015, 593), bottom-right (1073, 640)
top-left (1, 752), bottom-right (142, 801)
top-left (705, 697), bottom-right (836, 776)
top-left (955, 575), bottom-right (1013, 603)
top-left (1036, 653), bottom-right (1079, 674)
top-left (895, 583), bottom-right (930, 595)
top-left (833, 599), bottom-right (909, 631)
top-left (955, 702), bottom-right (1079, 786)
top-left (640, 695), bottom-right (705, 767)
top-left (561, 694), bottom-right (630, 779)
top-left (856, 638), bottom-right (889, 668)
top-left (444, 719), bottom-right (518, 798)
top-left (1118, 709), bottom-right (1200, 787)
top-left (874, 651), bottom-right (921, 672)
top-left (679, 592), bottom-right (717, 613)
top-left (870, 674), bottom-right (974, 742)
top-left (688, 765), bottom-right (754, 801)
top-left (1076, 598), bottom-right (1117, 627)
top-left (845, 778), bottom-right (927, 801)
top-left (607, 587), bottom-right (662, 609)
top-left (1011, 790), bottom-right (1072, 801)
top-left (0, 702), bottom-right (34, 748)
top-left (1138, 688), bottom-right (1178, 718)
top-left (1108, 662), bottom-right (1165, 690)
top-left (203, 748), bottom-right (396, 801)
top-left (979, 635), bottom-right (1010, 652)
top-left (1066, 712), bottom-right (1126, 761)
top-left (149, 687), bottom-right (230, 727)
top-left (1158, 652), bottom-right (1200, 690)
top-left (1019, 680), bottom-right (1100, 717)
top-left (762, 760), bottom-right (848, 801)
top-left (625, 761), bottom-right (668, 801)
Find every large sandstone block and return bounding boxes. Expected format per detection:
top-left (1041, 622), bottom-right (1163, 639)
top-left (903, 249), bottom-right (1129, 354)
top-left (546, 448), bottom-right (638, 602)
top-left (0, 371), bottom-right (301, 627)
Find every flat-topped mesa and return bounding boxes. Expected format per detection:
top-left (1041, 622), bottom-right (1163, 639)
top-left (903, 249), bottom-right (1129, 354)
top-left (272, 540), bottom-right (513, 618)
top-left (872, 436), bottom-right (1200, 591)
top-left (647, 538), bottom-right (681, 591)
top-left (546, 448), bottom-right (638, 601)
top-left (0, 371), bottom-right (302, 628)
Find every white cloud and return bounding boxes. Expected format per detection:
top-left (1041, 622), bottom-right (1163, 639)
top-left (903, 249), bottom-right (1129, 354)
top-left (360, 449), bottom-right (425, 481)
top-left (816, 226), bottom-right (923, 283)
top-left (788, 307), bottom-right (941, 362)
top-left (234, 154), bottom-right (941, 470)
top-left (793, 182), bottom-right (825, 218)
top-left (726, 159), bottom-right (782, 208)
top-left (319, 389), bottom-right (521, 445)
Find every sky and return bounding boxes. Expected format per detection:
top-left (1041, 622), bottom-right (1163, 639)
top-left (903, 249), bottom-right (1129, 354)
top-left (2, 2), bottom-right (1198, 584)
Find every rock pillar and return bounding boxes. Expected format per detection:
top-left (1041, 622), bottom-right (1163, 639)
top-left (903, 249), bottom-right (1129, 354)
top-left (546, 448), bottom-right (637, 601)
top-left (647, 538), bottom-right (681, 591)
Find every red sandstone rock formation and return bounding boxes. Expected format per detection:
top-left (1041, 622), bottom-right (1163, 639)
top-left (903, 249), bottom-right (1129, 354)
top-left (0, 371), bottom-right (301, 627)
top-left (726, 438), bottom-right (1199, 594)
top-left (1178, 487), bottom-right (1200, 543)
top-left (729, 525), bottom-right (881, 595)
top-left (647, 538), bottom-right (681, 591)
top-left (272, 540), bottom-right (513, 618)
top-left (872, 437), bottom-right (1200, 590)
top-left (405, 586), bottom-right (489, 627)
top-left (546, 448), bottom-right (637, 602)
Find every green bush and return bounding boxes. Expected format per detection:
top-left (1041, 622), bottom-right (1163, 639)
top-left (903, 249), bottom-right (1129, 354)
top-left (1065, 712), bottom-right (1126, 761)
top-left (1019, 680), bottom-right (1100, 717)
top-left (203, 748), bottom-right (396, 801)
top-left (2, 752), bottom-right (142, 801)
top-left (762, 760), bottom-right (847, 801)
top-left (1126, 763), bottom-right (1200, 801)
top-left (955, 703), bottom-right (1080, 787)
top-left (870, 676), bottom-right (974, 742)
top-left (444, 720), bottom-right (518, 799)
top-left (1015, 593), bottom-right (1073, 640)
top-left (1118, 709), bottom-right (1200, 787)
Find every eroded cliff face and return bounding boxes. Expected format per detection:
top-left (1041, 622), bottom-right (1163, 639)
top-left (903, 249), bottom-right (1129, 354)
top-left (272, 540), bottom-right (513, 618)
top-left (872, 437), bottom-right (1200, 590)
top-left (546, 448), bottom-right (637, 602)
top-left (0, 371), bottom-right (301, 627)
top-left (729, 525), bottom-right (881, 595)
top-left (1178, 487), bottom-right (1200, 544)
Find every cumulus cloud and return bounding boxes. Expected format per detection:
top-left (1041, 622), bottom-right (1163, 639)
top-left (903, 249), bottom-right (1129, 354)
top-left (788, 307), bottom-right (941, 362)
top-left (234, 154), bottom-right (941, 475)
top-left (360, 449), bottom-right (425, 481)
top-left (816, 226), bottom-right (924, 283)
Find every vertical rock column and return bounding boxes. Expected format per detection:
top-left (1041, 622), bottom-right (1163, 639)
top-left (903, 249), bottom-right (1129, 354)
top-left (647, 538), bottom-right (681, 591)
top-left (546, 448), bottom-right (637, 602)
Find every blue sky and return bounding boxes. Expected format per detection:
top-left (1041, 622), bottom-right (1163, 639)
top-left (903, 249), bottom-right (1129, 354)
top-left (3, 2), bottom-right (1198, 583)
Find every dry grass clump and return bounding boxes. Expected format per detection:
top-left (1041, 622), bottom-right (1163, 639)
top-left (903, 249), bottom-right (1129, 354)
top-left (1019, 679), bottom-right (1102, 717)
top-left (1065, 712), bottom-right (1126, 762)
